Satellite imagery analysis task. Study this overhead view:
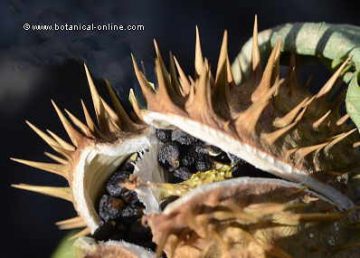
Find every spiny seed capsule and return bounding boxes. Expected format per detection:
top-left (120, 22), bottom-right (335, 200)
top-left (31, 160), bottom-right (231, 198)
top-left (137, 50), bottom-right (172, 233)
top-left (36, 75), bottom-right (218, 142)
top-left (173, 166), bottom-right (192, 180)
top-left (155, 129), bottom-right (172, 142)
top-left (99, 194), bottom-right (125, 222)
top-left (158, 142), bottom-right (180, 169)
top-left (171, 130), bottom-right (199, 145)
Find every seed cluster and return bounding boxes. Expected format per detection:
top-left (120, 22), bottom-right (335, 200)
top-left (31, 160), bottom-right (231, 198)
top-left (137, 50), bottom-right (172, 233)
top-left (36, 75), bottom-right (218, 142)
top-left (94, 162), bottom-right (154, 249)
top-left (156, 129), bottom-right (231, 183)
top-left (94, 128), bottom-right (260, 249)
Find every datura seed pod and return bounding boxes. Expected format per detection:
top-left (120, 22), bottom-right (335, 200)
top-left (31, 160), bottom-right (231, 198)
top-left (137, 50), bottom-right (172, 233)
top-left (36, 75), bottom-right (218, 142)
top-left (12, 17), bottom-right (360, 257)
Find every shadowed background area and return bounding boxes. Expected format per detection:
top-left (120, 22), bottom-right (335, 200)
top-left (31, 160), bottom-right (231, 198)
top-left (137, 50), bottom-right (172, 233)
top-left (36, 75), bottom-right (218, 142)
top-left (1, 0), bottom-right (359, 257)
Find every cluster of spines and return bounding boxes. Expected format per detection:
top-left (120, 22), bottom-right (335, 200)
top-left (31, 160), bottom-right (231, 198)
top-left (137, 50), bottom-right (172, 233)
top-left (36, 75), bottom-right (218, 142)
top-left (11, 64), bottom-right (145, 238)
top-left (144, 183), bottom-right (357, 258)
top-left (130, 16), bottom-right (360, 182)
top-left (10, 15), bottom-right (360, 243)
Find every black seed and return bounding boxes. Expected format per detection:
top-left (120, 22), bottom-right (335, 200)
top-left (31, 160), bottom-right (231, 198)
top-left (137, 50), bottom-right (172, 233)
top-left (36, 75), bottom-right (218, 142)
top-left (173, 166), bottom-right (192, 180)
top-left (228, 153), bottom-right (242, 164)
top-left (167, 173), bottom-right (183, 184)
top-left (158, 142), bottom-right (180, 169)
top-left (119, 162), bottom-right (135, 172)
top-left (160, 195), bottom-right (179, 210)
top-left (171, 130), bottom-right (198, 145)
top-left (195, 155), bottom-right (212, 171)
top-left (196, 145), bottom-right (231, 164)
top-left (194, 145), bottom-right (208, 155)
top-left (128, 219), bottom-right (152, 240)
top-left (99, 195), bottom-right (125, 222)
top-left (231, 163), bottom-right (242, 178)
top-left (109, 222), bottom-right (127, 240)
top-left (106, 170), bottom-right (132, 197)
top-left (119, 204), bottom-right (143, 224)
top-left (120, 190), bottom-right (137, 203)
top-left (231, 161), bottom-right (276, 178)
top-left (180, 152), bottom-right (196, 167)
top-left (193, 145), bottom-right (225, 156)
top-left (155, 129), bottom-right (172, 142)
top-left (93, 220), bottom-right (117, 241)
top-left (126, 219), bottom-right (156, 250)
top-left (130, 197), bottom-right (145, 209)
top-left (211, 151), bottom-right (231, 164)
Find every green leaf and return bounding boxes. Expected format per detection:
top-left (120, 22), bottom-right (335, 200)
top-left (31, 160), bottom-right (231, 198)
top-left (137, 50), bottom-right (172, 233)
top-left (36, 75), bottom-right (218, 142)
top-left (346, 72), bottom-right (360, 130)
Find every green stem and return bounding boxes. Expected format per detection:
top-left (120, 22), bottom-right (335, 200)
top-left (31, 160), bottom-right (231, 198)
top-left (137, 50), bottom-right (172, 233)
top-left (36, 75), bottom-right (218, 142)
top-left (232, 22), bottom-right (360, 84)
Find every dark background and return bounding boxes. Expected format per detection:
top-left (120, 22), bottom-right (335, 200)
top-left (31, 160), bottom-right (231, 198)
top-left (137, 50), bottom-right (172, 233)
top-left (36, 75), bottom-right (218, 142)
top-left (1, 0), bottom-right (359, 257)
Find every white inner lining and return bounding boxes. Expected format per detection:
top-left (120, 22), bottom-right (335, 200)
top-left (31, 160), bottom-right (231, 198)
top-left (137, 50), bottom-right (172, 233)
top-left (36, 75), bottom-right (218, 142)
top-left (143, 111), bottom-right (354, 210)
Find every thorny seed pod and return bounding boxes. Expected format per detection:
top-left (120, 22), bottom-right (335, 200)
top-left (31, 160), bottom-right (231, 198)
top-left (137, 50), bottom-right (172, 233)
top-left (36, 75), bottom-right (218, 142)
top-left (11, 17), bottom-right (360, 257)
top-left (145, 178), bottom-right (360, 258)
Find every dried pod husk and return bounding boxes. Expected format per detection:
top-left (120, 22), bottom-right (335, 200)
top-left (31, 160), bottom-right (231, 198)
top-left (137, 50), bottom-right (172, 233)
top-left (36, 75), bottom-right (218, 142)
top-left (132, 19), bottom-right (360, 209)
top-left (74, 237), bottom-right (154, 258)
top-left (11, 18), bottom-right (360, 258)
top-left (145, 178), bottom-right (360, 258)
top-left (11, 64), bottom-right (158, 255)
